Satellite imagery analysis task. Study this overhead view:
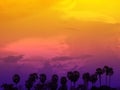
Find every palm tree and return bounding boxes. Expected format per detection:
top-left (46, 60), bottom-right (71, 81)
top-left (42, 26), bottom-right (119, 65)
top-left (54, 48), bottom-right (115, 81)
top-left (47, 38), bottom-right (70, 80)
top-left (82, 72), bottom-right (90, 90)
top-left (72, 71), bottom-right (80, 88)
top-left (12, 74), bottom-right (20, 88)
top-left (96, 68), bottom-right (103, 87)
top-left (103, 65), bottom-right (109, 86)
top-left (29, 73), bottom-right (38, 83)
top-left (59, 76), bottom-right (68, 90)
top-left (89, 74), bottom-right (98, 87)
top-left (67, 71), bottom-right (74, 87)
top-left (49, 74), bottom-right (59, 90)
top-left (25, 79), bottom-right (33, 90)
top-left (25, 73), bottom-right (38, 90)
top-left (39, 73), bottom-right (47, 85)
top-left (108, 67), bottom-right (114, 87)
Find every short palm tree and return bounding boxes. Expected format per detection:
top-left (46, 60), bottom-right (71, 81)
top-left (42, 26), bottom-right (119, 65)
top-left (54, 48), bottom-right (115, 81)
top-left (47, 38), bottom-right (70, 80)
top-left (59, 76), bottom-right (68, 90)
top-left (89, 74), bottom-right (98, 86)
top-left (82, 72), bottom-right (90, 90)
top-left (67, 71), bottom-right (74, 87)
top-left (50, 74), bottom-right (59, 90)
top-left (108, 67), bottom-right (114, 87)
top-left (39, 73), bottom-right (47, 85)
top-left (73, 71), bottom-right (80, 87)
top-left (103, 65), bottom-right (109, 86)
top-left (96, 68), bottom-right (103, 87)
top-left (12, 74), bottom-right (20, 88)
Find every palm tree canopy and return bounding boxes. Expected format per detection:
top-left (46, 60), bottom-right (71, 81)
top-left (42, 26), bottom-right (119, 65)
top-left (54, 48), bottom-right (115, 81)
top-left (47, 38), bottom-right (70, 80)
top-left (39, 73), bottom-right (47, 84)
top-left (108, 67), bottom-right (114, 76)
top-left (96, 68), bottom-right (103, 76)
top-left (60, 76), bottom-right (67, 85)
top-left (90, 74), bottom-right (98, 84)
top-left (52, 74), bottom-right (59, 83)
top-left (82, 72), bottom-right (90, 82)
top-left (12, 74), bottom-right (20, 84)
top-left (103, 66), bottom-right (109, 75)
top-left (73, 71), bottom-right (80, 83)
top-left (67, 71), bottom-right (74, 82)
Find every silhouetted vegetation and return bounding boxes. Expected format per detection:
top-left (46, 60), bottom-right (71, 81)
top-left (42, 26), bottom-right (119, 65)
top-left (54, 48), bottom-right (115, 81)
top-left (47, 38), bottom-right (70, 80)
top-left (0, 65), bottom-right (116, 90)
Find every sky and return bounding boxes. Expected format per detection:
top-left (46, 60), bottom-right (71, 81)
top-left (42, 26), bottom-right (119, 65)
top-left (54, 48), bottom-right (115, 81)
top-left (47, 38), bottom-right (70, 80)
top-left (0, 0), bottom-right (120, 88)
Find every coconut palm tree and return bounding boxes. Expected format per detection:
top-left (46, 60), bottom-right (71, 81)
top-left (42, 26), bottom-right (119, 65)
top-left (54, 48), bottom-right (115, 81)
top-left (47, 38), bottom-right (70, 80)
top-left (108, 67), bottom-right (114, 87)
top-left (25, 73), bottom-right (38, 90)
top-left (48, 74), bottom-right (59, 90)
top-left (96, 68), bottom-right (103, 87)
top-left (25, 79), bottom-right (33, 90)
top-left (39, 73), bottom-right (47, 85)
top-left (82, 72), bottom-right (90, 90)
top-left (12, 74), bottom-right (20, 88)
top-left (29, 73), bottom-right (38, 83)
top-left (103, 65), bottom-right (109, 86)
top-left (72, 71), bottom-right (80, 88)
top-left (89, 74), bottom-right (98, 87)
top-left (67, 71), bottom-right (74, 87)
top-left (59, 76), bottom-right (68, 90)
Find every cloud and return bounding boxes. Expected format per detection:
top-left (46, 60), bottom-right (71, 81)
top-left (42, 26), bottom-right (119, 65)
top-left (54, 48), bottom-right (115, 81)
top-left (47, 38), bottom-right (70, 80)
top-left (2, 36), bottom-right (69, 58)
top-left (52, 54), bottom-right (93, 62)
top-left (0, 55), bottom-right (24, 63)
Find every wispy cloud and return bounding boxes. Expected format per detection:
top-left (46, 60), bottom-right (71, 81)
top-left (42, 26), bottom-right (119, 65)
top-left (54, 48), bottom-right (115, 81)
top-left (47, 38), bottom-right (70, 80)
top-left (0, 55), bottom-right (24, 63)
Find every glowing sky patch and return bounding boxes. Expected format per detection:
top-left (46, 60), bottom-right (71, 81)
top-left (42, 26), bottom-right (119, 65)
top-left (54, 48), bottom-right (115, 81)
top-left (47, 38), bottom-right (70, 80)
top-left (2, 36), bottom-right (69, 58)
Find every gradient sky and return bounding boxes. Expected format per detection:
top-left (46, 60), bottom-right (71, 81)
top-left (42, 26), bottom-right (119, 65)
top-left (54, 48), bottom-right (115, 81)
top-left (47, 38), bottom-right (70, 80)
top-left (0, 0), bottom-right (120, 87)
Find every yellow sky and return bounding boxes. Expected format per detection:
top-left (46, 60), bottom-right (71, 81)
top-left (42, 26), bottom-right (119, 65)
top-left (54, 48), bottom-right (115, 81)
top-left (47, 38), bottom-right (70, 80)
top-left (0, 0), bottom-right (120, 57)
top-left (0, 0), bottom-right (120, 23)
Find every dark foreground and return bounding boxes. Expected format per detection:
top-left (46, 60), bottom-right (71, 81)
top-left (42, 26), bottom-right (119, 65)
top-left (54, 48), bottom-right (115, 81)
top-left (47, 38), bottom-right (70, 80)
top-left (0, 65), bottom-right (117, 90)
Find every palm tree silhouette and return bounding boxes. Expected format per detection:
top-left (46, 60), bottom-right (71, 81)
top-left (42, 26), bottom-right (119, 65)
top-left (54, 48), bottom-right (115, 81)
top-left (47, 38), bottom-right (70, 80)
top-left (49, 74), bottom-right (59, 90)
top-left (59, 76), bottom-right (68, 90)
top-left (72, 71), bottom-right (80, 88)
top-left (82, 72), bottom-right (90, 90)
top-left (29, 73), bottom-right (38, 83)
top-left (108, 67), bottom-right (114, 87)
top-left (103, 65), bottom-right (109, 86)
top-left (89, 74), bottom-right (98, 87)
top-left (25, 73), bottom-right (38, 90)
top-left (96, 68), bottom-right (103, 87)
top-left (12, 74), bottom-right (20, 89)
top-left (39, 73), bottom-right (47, 85)
top-left (67, 71), bottom-right (74, 87)
top-left (25, 79), bottom-right (33, 90)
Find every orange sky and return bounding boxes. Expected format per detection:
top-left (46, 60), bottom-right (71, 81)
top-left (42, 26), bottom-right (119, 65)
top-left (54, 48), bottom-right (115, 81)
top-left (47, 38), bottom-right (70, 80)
top-left (0, 0), bottom-right (120, 58)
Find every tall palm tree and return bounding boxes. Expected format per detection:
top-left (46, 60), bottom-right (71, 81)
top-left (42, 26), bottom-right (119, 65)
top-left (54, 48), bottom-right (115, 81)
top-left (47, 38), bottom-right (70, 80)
top-left (59, 76), bottom-right (68, 90)
top-left (73, 71), bottom-right (80, 88)
top-left (108, 67), bottom-right (114, 87)
top-left (50, 74), bottom-right (59, 90)
top-left (82, 72), bottom-right (90, 90)
top-left (39, 73), bottom-right (47, 85)
top-left (25, 73), bottom-right (38, 90)
top-left (67, 71), bottom-right (74, 87)
top-left (29, 73), bottom-right (38, 83)
top-left (12, 74), bottom-right (20, 88)
top-left (25, 79), bottom-right (33, 90)
top-left (103, 66), bottom-right (109, 86)
top-left (96, 68), bottom-right (103, 87)
top-left (89, 74), bottom-right (98, 87)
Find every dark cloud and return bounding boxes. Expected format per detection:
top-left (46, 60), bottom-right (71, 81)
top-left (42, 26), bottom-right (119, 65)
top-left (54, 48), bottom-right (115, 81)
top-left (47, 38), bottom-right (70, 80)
top-left (52, 54), bottom-right (93, 62)
top-left (0, 55), bottom-right (24, 63)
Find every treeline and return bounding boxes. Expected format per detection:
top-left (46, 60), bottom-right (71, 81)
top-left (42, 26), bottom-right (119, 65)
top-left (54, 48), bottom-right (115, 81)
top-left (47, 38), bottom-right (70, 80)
top-left (1, 65), bottom-right (116, 90)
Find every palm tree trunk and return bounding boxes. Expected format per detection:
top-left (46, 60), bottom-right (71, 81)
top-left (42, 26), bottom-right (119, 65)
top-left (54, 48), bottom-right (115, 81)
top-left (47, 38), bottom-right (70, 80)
top-left (106, 75), bottom-right (107, 86)
top-left (74, 82), bottom-right (76, 88)
top-left (109, 76), bottom-right (111, 87)
top-left (99, 75), bottom-right (101, 87)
